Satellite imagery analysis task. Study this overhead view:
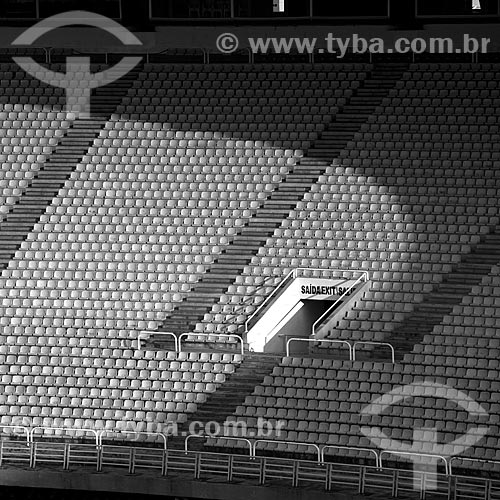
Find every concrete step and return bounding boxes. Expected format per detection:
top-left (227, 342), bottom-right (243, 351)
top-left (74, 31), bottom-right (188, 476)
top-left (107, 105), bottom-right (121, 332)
top-left (336, 115), bottom-right (369, 122)
top-left (262, 200), bottom-right (296, 208)
top-left (10, 205), bottom-right (46, 214)
top-left (307, 151), bottom-right (340, 158)
top-left (197, 273), bottom-right (234, 282)
top-left (452, 263), bottom-right (492, 273)
top-left (0, 222), bottom-right (34, 230)
top-left (327, 124), bottom-right (359, 131)
top-left (248, 217), bottom-right (284, 224)
top-left (216, 257), bottom-right (250, 266)
top-left (461, 257), bottom-right (500, 266)
top-left (17, 196), bottom-right (54, 203)
top-left (31, 178), bottom-right (66, 186)
top-left (0, 233), bottom-right (27, 240)
top-left (238, 227), bottom-right (271, 236)
top-left (298, 158), bottom-right (331, 165)
top-left (223, 244), bottom-right (265, 253)
top-left (208, 263), bottom-right (246, 272)
top-left (285, 174), bottom-right (319, 181)
top-left (292, 169), bottom-right (323, 176)
top-left (342, 105), bottom-right (377, 113)
top-left (186, 293), bottom-right (220, 301)
top-left (355, 89), bottom-right (388, 97)
top-left (423, 294), bottom-right (463, 304)
top-left (314, 139), bottom-right (349, 146)
top-left (0, 243), bottom-right (20, 250)
top-left (276, 181), bottom-right (311, 188)
top-left (192, 282), bottom-right (227, 290)
top-left (437, 284), bottom-right (473, 294)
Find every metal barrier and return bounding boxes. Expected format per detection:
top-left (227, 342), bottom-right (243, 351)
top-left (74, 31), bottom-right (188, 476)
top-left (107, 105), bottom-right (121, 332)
top-left (253, 440), bottom-right (321, 463)
top-left (450, 457), bottom-right (500, 476)
top-left (29, 427), bottom-right (99, 447)
top-left (353, 341), bottom-right (396, 364)
top-left (185, 435), bottom-right (253, 457)
top-left (0, 424), bottom-right (30, 444)
top-left (1, 437), bottom-right (498, 499)
top-left (178, 333), bottom-right (245, 356)
top-left (138, 331), bottom-right (178, 351)
top-left (312, 271), bottom-right (369, 336)
top-left (286, 337), bottom-right (353, 359)
top-left (320, 445), bottom-right (380, 467)
top-left (99, 430), bottom-right (168, 450)
top-left (380, 450), bottom-right (450, 475)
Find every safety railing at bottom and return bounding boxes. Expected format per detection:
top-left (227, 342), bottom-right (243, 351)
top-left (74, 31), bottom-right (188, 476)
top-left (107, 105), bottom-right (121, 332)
top-left (1, 439), bottom-right (498, 500)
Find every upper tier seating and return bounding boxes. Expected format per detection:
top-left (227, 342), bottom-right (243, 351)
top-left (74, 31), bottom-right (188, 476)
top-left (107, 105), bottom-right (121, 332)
top-left (0, 63), bottom-right (74, 218)
top-left (119, 62), bottom-right (368, 147)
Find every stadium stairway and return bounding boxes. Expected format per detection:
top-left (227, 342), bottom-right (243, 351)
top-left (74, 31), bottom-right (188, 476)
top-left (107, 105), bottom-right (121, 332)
top-left (0, 65), bottom-right (142, 271)
top-left (380, 225), bottom-right (500, 360)
top-left (307, 62), bottom-right (409, 160)
top-left (168, 353), bottom-right (281, 449)
top-left (157, 62), bottom-right (410, 337)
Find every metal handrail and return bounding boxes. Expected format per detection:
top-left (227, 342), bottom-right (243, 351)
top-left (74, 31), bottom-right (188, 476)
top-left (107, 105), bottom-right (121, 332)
top-left (0, 425), bottom-right (30, 445)
top-left (449, 457), bottom-right (500, 476)
top-left (379, 450), bottom-right (450, 475)
top-left (29, 427), bottom-right (99, 447)
top-left (12, 435), bottom-right (500, 497)
top-left (320, 445), bottom-right (379, 466)
top-left (185, 434), bottom-right (253, 456)
top-left (99, 430), bottom-right (168, 450)
top-left (353, 341), bottom-right (395, 364)
top-left (312, 272), bottom-right (368, 337)
top-left (178, 333), bottom-right (245, 357)
top-left (138, 331), bottom-right (178, 352)
top-left (285, 337), bottom-right (353, 359)
top-left (253, 439), bottom-right (321, 462)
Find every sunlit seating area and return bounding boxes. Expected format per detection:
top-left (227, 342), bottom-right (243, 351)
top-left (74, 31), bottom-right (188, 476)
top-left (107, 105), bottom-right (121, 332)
top-left (196, 63), bottom-right (500, 340)
top-left (0, 57), bottom-right (499, 480)
top-left (0, 62), bottom-right (364, 437)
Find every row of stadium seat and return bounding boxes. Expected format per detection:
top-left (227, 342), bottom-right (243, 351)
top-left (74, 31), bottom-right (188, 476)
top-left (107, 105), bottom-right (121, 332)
top-left (0, 61), bottom-right (358, 432)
